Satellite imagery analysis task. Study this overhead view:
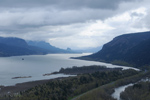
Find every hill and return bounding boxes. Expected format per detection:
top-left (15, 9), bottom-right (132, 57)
top-left (0, 37), bottom-right (49, 57)
top-left (0, 37), bottom-right (78, 57)
top-left (27, 41), bottom-right (78, 53)
top-left (77, 31), bottom-right (150, 67)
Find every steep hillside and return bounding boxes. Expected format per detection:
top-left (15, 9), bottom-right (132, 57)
top-left (0, 37), bottom-right (48, 57)
top-left (125, 38), bottom-right (150, 67)
top-left (0, 37), bottom-right (28, 48)
top-left (78, 31), bottom-right (150, 67)
top-left (0, 43), bottom-right (34, 56)
top-left (0, 36), bottom-right (80, 57)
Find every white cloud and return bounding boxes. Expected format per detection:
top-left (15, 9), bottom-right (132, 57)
top-left (79, 20), bottom-right (115, 37)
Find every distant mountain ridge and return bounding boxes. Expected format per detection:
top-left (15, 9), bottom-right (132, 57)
top-left (0, 37), bottom-right (77, 57)
top-left (78, 31), bottom-right (150, 67)
top-left (0, 37), bottom-right (28, 48)
top-left (0, 37), bottom-right (39, 56)
top-left (27, 41), bottom-right (77, 53)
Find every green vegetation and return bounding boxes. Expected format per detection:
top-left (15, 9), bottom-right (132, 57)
top-left (74, 71), bottom-right (150, 100)
top-left (58, 65), bottom-right (122, 75)
top-left (44, 65), bottom-right (122, 76)
top-left (111, 60), bottom-right (133, 67)
top-left (120, 81), bottom-right (150, 100)
top-left (0, 69), bottom-right (139, 100)
top-left (78, 31), bottom-right (150, 68)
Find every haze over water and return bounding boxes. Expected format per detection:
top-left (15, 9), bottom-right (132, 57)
top-left (0, 54), bottom-right (137, 86)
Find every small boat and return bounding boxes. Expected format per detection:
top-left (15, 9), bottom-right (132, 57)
top-left (22, 58), bottom-right (24, 60)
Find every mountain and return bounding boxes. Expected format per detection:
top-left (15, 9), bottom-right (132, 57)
top-left (77, 31), bottom-right (150, 67)
top-left (0, 37), bottom-right (80, 57)
top-left (0, 37), bottom-right (47, 56)
top-left (27, 41), bottom-right (78, 53)
top-left (0, 37), bottom-right (28, 48)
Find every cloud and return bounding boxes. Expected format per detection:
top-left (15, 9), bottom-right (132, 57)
top-left (0, 0), bottom-right (143, 28)
top-left (0, 0), bottom-right (137, 9)
top-left (0, 0), bottom-right (149, 49)
top-left (0, 0), bottom-right (142, 26)
top-left (143, 8), bottom-right (150, 29)
top-left (0, 7), bottom-right (123, 28)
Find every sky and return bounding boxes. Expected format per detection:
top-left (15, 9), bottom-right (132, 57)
top-left (0, 0), bottom-right (150, 50)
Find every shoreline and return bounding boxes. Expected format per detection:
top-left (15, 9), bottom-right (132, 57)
top-left (0, 77), bottom-right (68, 96)
top-left (0, 65), bottom-right (123, 96)
top-left (71, 57), bottom-right (140, 71)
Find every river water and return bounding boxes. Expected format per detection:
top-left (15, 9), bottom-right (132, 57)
top-left (0, 54), bottom-right (138, 86)
top-left (111, 84), bottom-right (133, 100)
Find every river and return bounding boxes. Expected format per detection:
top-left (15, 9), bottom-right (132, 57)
top-left (0, 53), bottom-right (138, 86)
top-left (111, 84), bottom-right (133, 100)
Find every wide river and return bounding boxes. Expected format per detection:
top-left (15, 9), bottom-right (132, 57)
top-left (0, 54), bottom-right (137, 86)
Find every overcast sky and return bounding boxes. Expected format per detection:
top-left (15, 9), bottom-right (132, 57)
top-left (0, 0), bottom-right (150, 49)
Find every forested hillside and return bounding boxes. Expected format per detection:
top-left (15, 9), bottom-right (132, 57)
top-left (120, 81), bottom-right (150, 100)
top-left (78, 31), bottom-right (150, 68)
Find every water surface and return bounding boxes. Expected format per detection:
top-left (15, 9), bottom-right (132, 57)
top-left (0, 54), bottom-right (137, 86)
top-left (111, 84), bottom-right (133, 100)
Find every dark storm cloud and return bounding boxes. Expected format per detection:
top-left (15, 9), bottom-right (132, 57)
top-left (0, 0), bottom-right (141, 28)
top-left (0, 7), bottom-right (115, 28)
top-left (0, 0), bottom-right (137, 9)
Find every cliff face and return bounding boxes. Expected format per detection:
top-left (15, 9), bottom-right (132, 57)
top-left (82, 31), bottom-right (150, 67)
